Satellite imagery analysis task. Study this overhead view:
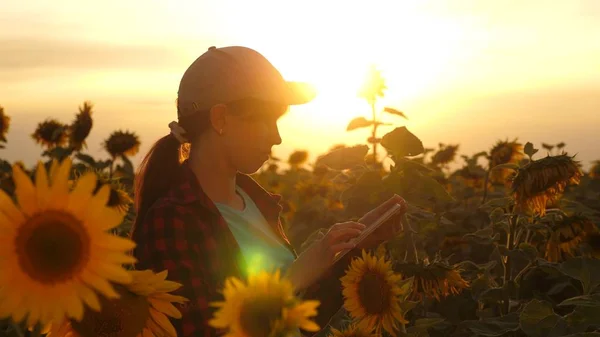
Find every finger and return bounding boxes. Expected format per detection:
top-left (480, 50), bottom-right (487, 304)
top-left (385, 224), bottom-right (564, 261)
top-left (328, 228), bottom-right (362, 243)
top-left (331, 221), bottom-right (366, 231)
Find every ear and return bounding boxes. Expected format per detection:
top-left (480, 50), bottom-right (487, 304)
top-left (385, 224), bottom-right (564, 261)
top-left (209, 104), bottom-right (228, 134)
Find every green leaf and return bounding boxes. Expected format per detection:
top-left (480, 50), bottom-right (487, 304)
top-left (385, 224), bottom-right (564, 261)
top-left (558, 257), bottom-right (600, 294)
top-left (561, 334), bottom-right (600, 337)
top-left (406, 318), bottom-right (445, 335)
top-left (478, 287), bottom-right (505, 304)
top-left (480, 197), bottom-right (513, 210)
top-left (519, 299), bottom-right (561, 337)
top-left (316, 145), bottom-right (369, 171)
top-left (558, 294), bottom-right (600, 307)
top-left (380, 126), bottom-right (424, 157)
top-left (464, 226), bottom-right (500, 245)
top-left (383, 107), bottom-right (408, 119)
top-left (564, 306), bottom-right (600, 332)
top-left (491, 163), bottom-right (520, 171)
top-left (391, 157), bottom-right (434, 173)
top-left (462, 312), bottom-right (520, 336)
top-left (346, 117), bottom-right (375, 131)
top-left (524, 142), bottom-right (539, 159)
top-left (518, 242), bottom-right (539, 261)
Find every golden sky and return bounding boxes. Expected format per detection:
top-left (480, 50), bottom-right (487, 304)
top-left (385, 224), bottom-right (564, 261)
top-left (1, 0), bottom-right (599, 169)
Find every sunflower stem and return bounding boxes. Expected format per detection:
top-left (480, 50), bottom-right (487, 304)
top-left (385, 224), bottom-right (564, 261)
top-left (481, 169), bottom-right (491, 205)
top-left (502, 212), bottom-right (518, 315)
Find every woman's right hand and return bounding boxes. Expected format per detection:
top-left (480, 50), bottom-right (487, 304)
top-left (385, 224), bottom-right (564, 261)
top-left (287, 221), bottom-right (365, 291)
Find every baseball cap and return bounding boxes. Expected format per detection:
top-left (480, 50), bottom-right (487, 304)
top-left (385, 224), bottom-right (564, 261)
top-left (177, 46), bottom-right (317, 118)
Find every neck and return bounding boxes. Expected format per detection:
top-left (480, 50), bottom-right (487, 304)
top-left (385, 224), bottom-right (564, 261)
top-left (188, 140), bottom-right (240, 207)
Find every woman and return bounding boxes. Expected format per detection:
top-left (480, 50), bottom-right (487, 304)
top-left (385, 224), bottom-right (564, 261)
top-left (131, 45), bottom-right (407, 337)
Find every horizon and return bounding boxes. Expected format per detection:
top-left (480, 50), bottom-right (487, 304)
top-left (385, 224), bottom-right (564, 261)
top-left (1, 0), bottom-right (599, 170)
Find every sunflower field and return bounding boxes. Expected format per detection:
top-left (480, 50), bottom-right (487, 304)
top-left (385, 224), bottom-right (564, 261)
top-left (1, 97), bottom-right (600, 337)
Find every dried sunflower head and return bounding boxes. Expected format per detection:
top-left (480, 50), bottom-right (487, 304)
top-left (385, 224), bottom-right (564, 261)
top-left (0, 105), bottom-right (10, 144)
top-left (31, 119), bottom-right (68, 149)
top-left (489, 139), bottom-right (524, 168)
top-left (395, 262), bottom-right (469, 302)
top-left (103, 130), bottom-right (141, 158)
top-left (431, 144), bottom-right (459, 166)
top-left (80, 168), bottom-right (133, 214)
top-left (511, 154), bottom-right (583, 216)
top-left (68, 101), bottom-right (94, 151)
top-left (545, 214), bottom-right (598, 262)
top-left (288, 150), bottom-right (309, 167)
top-left (328, 323), bottom-right (377, 337)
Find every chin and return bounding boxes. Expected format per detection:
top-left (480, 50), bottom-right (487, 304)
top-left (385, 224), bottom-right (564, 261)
top-left (237, 158), bottom-right (268, 175)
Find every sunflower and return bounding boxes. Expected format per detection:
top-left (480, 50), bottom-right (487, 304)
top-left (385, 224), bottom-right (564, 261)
top-left (86, 169), bottom-right (133, 214)
top-left (47, 269), bottom-right (188, 337)
top-left (489, 139), bottom-right (524, 184)
top-left (31, 119), bottom-right (69, 149)
top-left (288, 150), bottom-right (309, 168)
top-left (68, 101), bottom-right (94, 151)
top-left (431, 144), bottom-right (459, 167)
top-left (209, 270), bottom-right (320, 337)
top-left (104, 130), bottom-right (141, 158)
top-left (395, 262), bottom-right (469, 302)
top-left (585, 232), bottom-right (600, 259)
top-left (0, 105), bottom-right (10, 145)
top-left (328, 323), bottom-right (377, 337)
top-left (544, 215), bottom-right (599, 262)
top-left (0, 158), bottom-right (136, 327)
top-left (510, 154), bottom-right (583, 216)
top-left (341, 250), bottom-right (408, 336)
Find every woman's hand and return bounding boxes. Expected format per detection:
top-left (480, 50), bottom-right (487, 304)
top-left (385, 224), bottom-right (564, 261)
top-left (356, 194), bottom-right (407, 250)
top-left (286, 221), bottom-right (365, 291)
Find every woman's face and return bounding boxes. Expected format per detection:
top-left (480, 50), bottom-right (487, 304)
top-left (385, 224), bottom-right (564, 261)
top-left (222, 99), bottom-right (287, 174)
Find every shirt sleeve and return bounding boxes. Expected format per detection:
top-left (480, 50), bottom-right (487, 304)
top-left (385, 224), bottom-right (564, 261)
top-left (132, 202), bottom-right (220, 337)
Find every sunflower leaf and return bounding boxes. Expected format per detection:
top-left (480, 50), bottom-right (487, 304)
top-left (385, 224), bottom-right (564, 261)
top-left (461, 312), bottom-right (520, 336)
top-left (519, 299), bottom-right (563, 337)
top-left (524, 142), bottom-right (539, 160)
top-left (380, 127), bottom-right (424, 157)
top-left (558, 294), bottom-right (600, 307)
top-left (346, 117), bottom-right (375, 131)
top-left (383, 107), bottom-right (408, 119)
top-left (558, 257), bottom-right (600, 294)
top-left (316, 145), bottom-right (369, 171)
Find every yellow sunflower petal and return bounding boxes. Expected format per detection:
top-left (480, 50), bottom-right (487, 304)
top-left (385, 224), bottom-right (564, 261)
top-left (148, 298), bottom-right (182, 319)
top-left (94, 261), bottom-right (133, 284)
top-left (94, 233), bottom-right (136, 251)
top-left (35, 161), bottom-right (50, 210)
top-left (12, 163), bottom-right (38, 216)
top-left (149, 309), bottom-right (177, 337)
top-left (48, 159), bottom-right (72, 209)
top-left (80, 269), bottom-right (120, 299)
top-left (0, 189), bottom-right (25, 224)
top-left (142, 327), bottom-right (156, 337)
top-left (74, 283), bottom-right (101, 312)
top-left (150, 293), bottom-right (188, 304)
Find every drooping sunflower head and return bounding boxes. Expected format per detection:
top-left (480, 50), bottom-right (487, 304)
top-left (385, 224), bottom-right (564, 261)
top-left (545, 214), bottom-right (599, 262)
top-left (489, 139), bottom-right (524, 168)
top-left (0, 105), bottom-right (10, 144)
top-left (288, 150), bottom-right (309, 168)
top-left (209, 270), bottom-right (320, 337)
top-left (31, 119), bottom-right (69, 149)
top-left (0, 158), bottom-right (136, 327)
top-left (68, 101), bottom-right (94, 151)
top-left (510, 154), bottom-right (583, 216)
top-left (328, 323), bottom-right (377, 337)
top-left (395, 262), bottom-right (469, 302)
top-left (103, 130), bottom-right (141, 158)
top-left (431, 144), bottom-right (459, 167)
top-left (341, 250), bottom-right (409, 336)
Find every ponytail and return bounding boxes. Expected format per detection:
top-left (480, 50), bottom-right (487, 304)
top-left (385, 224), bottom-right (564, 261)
top-left (131, 134), bottom-right (182, 234)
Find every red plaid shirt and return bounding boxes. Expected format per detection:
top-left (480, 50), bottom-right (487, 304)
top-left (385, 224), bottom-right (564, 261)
top-left (132, 161), bottom-right (360, 337)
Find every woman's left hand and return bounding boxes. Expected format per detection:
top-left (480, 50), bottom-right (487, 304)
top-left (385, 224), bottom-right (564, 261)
top-left (356, 194), bottom-right (407, 250)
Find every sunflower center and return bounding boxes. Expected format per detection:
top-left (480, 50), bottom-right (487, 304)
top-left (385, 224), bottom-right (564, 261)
top-left (72, 285), bottom-right (150, 337)
top-left (357, 271), bottom-right (391, 315)
top-left (239, 296), bottom-right (285, 337)
top-left (16, 210), bottom-right (90, 284)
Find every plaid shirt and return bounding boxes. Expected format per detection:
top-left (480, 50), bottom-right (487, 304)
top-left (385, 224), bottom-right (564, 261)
top-left (132, 161), bottom-right (360, 337)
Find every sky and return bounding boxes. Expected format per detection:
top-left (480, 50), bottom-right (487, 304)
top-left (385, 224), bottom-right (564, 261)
top-left (1, 0), bottom-right (599, 170)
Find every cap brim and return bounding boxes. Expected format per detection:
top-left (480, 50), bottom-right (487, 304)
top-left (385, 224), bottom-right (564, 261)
top-left (284, 81), bottom-right (317, 105)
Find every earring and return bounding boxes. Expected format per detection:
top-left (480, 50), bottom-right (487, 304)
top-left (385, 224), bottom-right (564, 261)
top-left (219, 128), bottom-right (223, 135)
